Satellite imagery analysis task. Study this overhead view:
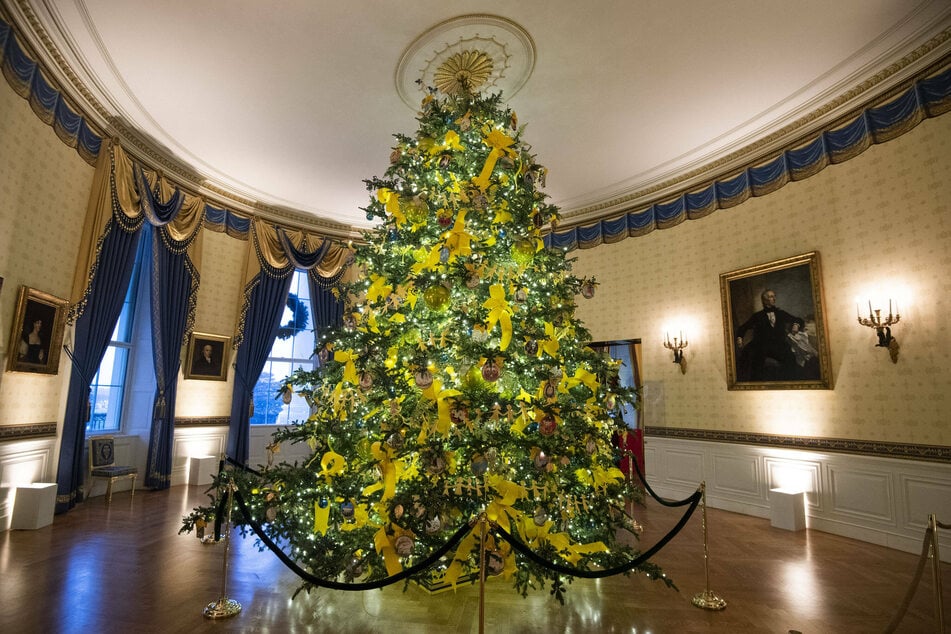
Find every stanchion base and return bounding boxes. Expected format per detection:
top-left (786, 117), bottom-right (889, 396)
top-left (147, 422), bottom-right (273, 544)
top-left (203, 598), bottom-right (242, 619)
top-left (692, 589), bottom-right (727, 610)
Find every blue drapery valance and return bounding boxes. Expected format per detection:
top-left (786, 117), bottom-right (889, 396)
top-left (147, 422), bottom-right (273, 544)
top-left (544, 64), bottom-right (951, 251)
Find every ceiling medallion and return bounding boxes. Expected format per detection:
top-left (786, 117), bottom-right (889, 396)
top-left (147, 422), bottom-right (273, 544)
top-left (395, 15), bottom-right (535, 109)
top-left (434, 50), bottom-right (493, 95)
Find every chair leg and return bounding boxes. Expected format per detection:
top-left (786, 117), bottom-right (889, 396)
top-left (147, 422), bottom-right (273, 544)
top-left (130, 475), bottom-right (136, 501)
top-left (106, 479), bottom-right (114, 504)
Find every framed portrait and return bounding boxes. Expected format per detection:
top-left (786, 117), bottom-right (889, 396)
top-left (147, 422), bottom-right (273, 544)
top-left (6, 286), bottom-right (68, 375)
top-left (184, 332), bottom-right (230, 381)
top-left (720, 252), bottom-right (832, 390)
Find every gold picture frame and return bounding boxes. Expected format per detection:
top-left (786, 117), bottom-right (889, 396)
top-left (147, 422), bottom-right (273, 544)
top-left (720, 252), bottom-right (832, 390)
top-left (7, 286), bottom-right (68, 375)
top-left (184, 332), bottom-right (230, 381)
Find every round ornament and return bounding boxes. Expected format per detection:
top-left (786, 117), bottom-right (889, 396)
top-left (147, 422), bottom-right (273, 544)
top-left (543, 381), bottom-right (557, 399)
top-left (533, 450), bottom-right (549, 469)
top-left (525, 339), bottom-right (538, 356)
top-left (386, 431), bottom-right (404, 450)
top-left (514, 288), bottom-right (527, 303)
top-left (390, 148), bottom-right (401, 164)
top-left (359, 372), bottom-right (373, 390)
top-left (393, 504), bottom-right (404, 519)
top-left (585, 437), bottom-right (598, 456)
top-left (265, 506), bottom-right (278, 522)
top-left (404, 197), bottom-right (428, 224)
top-left (423, 285), bottom-right (451, 311)
top-left (605, 394), bottom-right (616, 410)
top-left (485, 550), bottom-right (505, 576)
top-left (425, 516), bottom-right (442, 534)
top-left (414, 369), bottom-right (434, 389)
top-left (281, 386), bottom-right (293, 405)
top-left (481, 360), bottom-right (501, 382)
top-left (344, 314), bottom-right (357, 329)
top-left (438, 212), bottom-right (453, 227)
top-left (511, 239), bottom-right (535, 265)
top-left (539, 414), bottom-right (557, 436)
top-left (471, 453), bottom-right (488, 476)
top-left (340, 501), bottom-right (355, 520)
top-left (439, 246), bottom-right (450, 263)
top-left (395, 535), bottom-right (414, 557)
top-left (465, 273), bottom-right (481, 289)
top-left (426, 453), bottom-right (447, 475)
top-left (533, 507), bottom-right (548, 526)
top-left (317, 346), bottom-right (331, 363)
top-left (581, 281), bottom-right (596, 299)
top-left (345, 557), bottom-right (364, 580)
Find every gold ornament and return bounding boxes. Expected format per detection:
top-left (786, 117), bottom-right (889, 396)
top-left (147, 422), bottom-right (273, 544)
top-left (434, 50), bottom-right (493, 95)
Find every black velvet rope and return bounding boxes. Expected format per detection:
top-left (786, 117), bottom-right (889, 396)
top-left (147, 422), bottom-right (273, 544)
top-left (492, 488), bottom-right (702, 579)
top-left (230, 487), bottom-right (474, 591)
top-left (623, 449), bottom-right (696, 508)
top-left (213, 456), bottom-right (702, 586)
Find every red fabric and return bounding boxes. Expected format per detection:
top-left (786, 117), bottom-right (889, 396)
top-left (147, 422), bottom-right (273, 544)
top-left (613, 428), bottom-right (644, 482)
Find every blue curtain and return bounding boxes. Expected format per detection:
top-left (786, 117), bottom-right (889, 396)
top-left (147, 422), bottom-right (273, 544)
top-left (55, 219), bottom-right (142, 513)
top-left (144, 222), bottom-right (198, 489)
top-left (308, 275), bottom-right (343, 332)
top-left (227, 273), bottom-right (294, 463)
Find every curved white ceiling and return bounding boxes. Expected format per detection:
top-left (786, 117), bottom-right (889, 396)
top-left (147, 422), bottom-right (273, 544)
top-left (15, 1), bottom-right (951, 230)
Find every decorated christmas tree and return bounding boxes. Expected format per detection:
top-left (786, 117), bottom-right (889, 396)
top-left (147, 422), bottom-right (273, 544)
top-left (187, 65), bottom-right (669, 602)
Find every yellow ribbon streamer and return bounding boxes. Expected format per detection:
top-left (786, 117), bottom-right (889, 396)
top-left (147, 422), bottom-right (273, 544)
top-left (374, 527), bottom-right (403, 576)
top-left (540, 321), bottom-right (561, 359)
top-left (444, 209), bottom-right (474, 260)
top-left (313, 499), bottom-right (330, 535)
top-left (472, 128), bottom-right (516, 190)
top-left (483, 284), bottom-right (513, 351)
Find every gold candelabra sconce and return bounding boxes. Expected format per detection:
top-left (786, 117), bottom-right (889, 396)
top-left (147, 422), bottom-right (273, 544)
top-left (664, 332), bottom-right (688, 374)
top-left (857, 300), bottom-right (900, 363)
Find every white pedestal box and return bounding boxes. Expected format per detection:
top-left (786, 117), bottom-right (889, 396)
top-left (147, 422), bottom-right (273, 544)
top-left (769, 488), bottom-right (807, 531)
top-left (11, 483), bottom-right (57, 530)
top-left (188, 456), bottom-right (218, 486)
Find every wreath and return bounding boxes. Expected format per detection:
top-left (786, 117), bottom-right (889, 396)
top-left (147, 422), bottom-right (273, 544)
top-left (275, 292), bottom-right (310, 340)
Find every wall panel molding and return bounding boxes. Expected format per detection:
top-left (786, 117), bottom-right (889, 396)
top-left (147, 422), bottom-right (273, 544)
top-left (644, 436), bottom-right (951, 563)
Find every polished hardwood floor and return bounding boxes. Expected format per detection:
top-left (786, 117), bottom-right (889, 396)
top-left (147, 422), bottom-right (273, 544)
top-left (1, 484), bottom-right (946, 633)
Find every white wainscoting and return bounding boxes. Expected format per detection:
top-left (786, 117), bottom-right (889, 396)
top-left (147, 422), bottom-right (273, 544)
top-left (0, 437), bottom-right (57, 530)
top-left (644, 436), bottom-right (951, 562)
top-left (169, 425), bottom-right (313, 486)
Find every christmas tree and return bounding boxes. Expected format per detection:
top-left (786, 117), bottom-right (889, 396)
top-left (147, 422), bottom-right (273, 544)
top-left (189, 75), bottom-right (669, 602)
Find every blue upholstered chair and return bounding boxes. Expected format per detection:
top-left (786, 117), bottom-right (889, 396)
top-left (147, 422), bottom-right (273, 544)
top-left (87, 436), bottom-right (137, 503)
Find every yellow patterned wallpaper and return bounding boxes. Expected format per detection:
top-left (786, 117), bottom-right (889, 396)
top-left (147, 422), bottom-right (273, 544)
top-left (174, 224), bottom-right (249, 417)
top-left (574, 114), bottom-right (951, 446)
top-left (0, 83), bottom-right (92, 425)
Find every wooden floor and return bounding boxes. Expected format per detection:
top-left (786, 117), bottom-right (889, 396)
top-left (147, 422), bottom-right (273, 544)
top-left (1, 485), bottom-right (946, 633)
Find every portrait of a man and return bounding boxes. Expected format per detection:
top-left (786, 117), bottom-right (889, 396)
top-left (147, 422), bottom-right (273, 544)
top-left (184, 333), bottom-right (230, 381)
top-left (721, 253), bottom-right (832, 390)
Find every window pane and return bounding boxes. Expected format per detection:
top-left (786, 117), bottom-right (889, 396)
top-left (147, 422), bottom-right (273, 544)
top-left (88, 346), bottom-right (129, 433)
top-left (251, 270), bottom-right (319, 425)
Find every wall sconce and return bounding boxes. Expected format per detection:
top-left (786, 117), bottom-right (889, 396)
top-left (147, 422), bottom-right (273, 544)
top-left (857, 300), bottom-right (900, 363)
top-left (664, 332), bottom-right (688, 374)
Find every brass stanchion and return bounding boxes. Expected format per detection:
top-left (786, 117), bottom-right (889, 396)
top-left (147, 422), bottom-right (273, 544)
top-left (928, 514), bottom-right (944, 631)
top-left (202, 478), bottom-right (242, 619)
top-left (478, 513), bottom-right (488, 634)
top-left (691, 481), bottom-right (727, 610)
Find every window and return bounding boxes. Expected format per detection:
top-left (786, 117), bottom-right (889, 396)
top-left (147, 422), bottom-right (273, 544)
top-left (86, 249), bottom-right (143, 433)
top-left (250, 270), bottom-right (317, 425)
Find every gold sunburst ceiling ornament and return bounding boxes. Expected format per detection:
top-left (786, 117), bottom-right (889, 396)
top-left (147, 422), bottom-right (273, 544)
top-left (434, 50), bottom-right (494, 95)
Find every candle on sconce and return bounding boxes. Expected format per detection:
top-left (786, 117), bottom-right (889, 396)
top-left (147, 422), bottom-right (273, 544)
top-left (889, 299), bottom-right (892, 317)
top-left (868, 300), bottom-right (873, 318)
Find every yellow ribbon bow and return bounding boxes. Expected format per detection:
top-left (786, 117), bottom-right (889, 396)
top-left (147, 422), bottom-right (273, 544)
top-left (421, 378), bottom-right (462, 436)
top-left (366, 274), bottom-right (393, 304)
top-left (483, 284), bottom-right (514, 351)
top-left (376, 188), bottom-right (406, 226)
top-left (472, 128), bottom-right (516, 190)
top-left (443, 209), bottom-right (475, 260)
top-left (539, 321), bottom-right (561, 359)
top-left (333, 349), bottom-right (359, 384)
top-left (319, 450), bottom-right (346, 482)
